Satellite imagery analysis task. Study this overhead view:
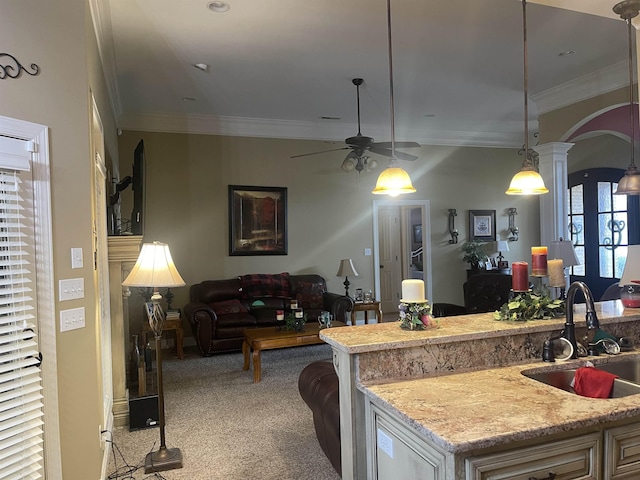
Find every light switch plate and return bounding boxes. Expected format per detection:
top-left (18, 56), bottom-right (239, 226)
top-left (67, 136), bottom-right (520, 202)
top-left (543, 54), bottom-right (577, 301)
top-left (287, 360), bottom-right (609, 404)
top-left (364, 248), bottom-right (372, 256)
top-left (60, 307), bottom-right (85, 332)
top-left (59, 278), bottom-right (84, 301)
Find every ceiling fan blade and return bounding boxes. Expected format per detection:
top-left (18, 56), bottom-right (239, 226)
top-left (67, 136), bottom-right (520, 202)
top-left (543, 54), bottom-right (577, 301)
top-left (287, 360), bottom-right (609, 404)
top-left (290, 147), bottom-right (350, 159)
top-left (372, 141), bottom-right (421, 149)
top-left (370, 147), bottom-right (419, 162)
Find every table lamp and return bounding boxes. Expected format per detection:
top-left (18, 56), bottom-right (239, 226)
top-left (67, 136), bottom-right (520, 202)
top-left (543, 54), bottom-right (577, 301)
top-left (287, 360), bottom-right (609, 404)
top-left (496, 240), bottom-right (509, 268)
top-left (122, 241), bottom-right (186, 473)
top-left (550, 238), bottom-right (580, 297)
top-left (619, 245), bottom-right (640, 307)
top-left (336, 258), bottom-right (359, 297)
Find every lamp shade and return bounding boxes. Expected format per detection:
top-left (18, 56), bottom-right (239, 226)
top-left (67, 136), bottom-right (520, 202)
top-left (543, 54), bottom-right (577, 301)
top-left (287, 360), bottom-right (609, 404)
top-left (505, 166), bottom-right (549, 195)
top-left (336, 258), bottom-right (359, 278)
top-left (615, 165), bottom-right (640, 195)
top-left (372, 165), bottom-right (416, 197)
top-left (619, 245), bottom-right (640, 286)
top-left (550, 239), bottom-right (579, 267)
top-left (122, 241), bottom-right (186, 288)
top-left (496, 240), bottom-right (509, 253)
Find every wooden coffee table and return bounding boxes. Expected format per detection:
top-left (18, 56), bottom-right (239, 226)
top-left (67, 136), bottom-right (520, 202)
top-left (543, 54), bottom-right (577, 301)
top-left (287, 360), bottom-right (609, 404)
top-left (242, 321), bottom-right (345, 383)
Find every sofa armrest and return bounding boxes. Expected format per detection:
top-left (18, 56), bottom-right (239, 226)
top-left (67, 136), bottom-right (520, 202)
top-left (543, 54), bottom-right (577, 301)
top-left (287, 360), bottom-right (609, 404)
top-left (323, 293), bottom-right (354, 324)
top-left (431, 302), bottom-right (467, 318)
top-left (183, 302), bottom-right (218, 356)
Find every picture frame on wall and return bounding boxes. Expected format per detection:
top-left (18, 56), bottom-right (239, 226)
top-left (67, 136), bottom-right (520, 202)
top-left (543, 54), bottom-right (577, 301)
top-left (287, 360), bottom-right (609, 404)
top-left (469, 209), bottom-right (496, 242)
top-left (228, 185), bottom-right (288, 256)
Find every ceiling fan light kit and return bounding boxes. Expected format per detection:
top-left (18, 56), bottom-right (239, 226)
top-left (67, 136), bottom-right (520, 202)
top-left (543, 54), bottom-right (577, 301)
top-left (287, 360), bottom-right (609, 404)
top-left (614, 0), bottom-right (640, 195)
top-left (505, 0), bottom-right (548, 196)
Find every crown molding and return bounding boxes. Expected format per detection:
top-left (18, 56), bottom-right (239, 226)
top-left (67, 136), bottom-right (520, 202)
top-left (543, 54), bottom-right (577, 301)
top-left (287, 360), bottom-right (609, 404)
top-left (532, 61), bottom-right (627, 114)
top-left (118, 111), bottom-right (525, 148)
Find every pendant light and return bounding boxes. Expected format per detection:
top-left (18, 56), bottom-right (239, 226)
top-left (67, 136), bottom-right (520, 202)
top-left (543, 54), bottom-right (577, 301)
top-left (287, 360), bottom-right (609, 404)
top-left (372, 0), bottom-right (416, 197)
top-left (614, 0), bottom-right (640, 195)
top-left (505, 0), bottom-right (549, 195)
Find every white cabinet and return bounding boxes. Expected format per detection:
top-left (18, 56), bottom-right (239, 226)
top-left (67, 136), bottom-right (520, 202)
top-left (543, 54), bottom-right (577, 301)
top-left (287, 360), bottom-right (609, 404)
top-left (604, 422), bottom-right (640, 479)
top-left (466, 433), bottom-right (600, 480)
top-left (366, 402), bottom-right (447, 480)
top-left (365, 392), bottom-right (640, 480)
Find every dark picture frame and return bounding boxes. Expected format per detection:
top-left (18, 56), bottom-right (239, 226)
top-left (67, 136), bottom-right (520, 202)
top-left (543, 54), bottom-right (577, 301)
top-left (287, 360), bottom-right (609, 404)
top-left (413, 224), bottom-right (422, 244)
top-left (228, 185), bottom-right (288, 256)
top-left (469, 209), bottom-right (496, 242)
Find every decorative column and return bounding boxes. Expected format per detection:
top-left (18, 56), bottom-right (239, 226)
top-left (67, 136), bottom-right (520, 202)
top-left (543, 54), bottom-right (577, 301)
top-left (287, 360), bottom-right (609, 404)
top-left (535, 142), bottom-right (574, 248)
top-left (108, 235), bottom-right (143, 427)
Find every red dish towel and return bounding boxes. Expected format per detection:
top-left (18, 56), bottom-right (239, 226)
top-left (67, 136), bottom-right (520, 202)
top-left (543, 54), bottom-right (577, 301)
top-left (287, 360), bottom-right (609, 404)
top-left (573, 366), bottom-right (618, 398)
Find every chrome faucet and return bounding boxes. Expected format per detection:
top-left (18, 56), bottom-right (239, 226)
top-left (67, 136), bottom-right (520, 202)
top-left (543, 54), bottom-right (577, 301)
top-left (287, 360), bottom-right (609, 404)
top-left (563, 281), bottom-right (600, 359)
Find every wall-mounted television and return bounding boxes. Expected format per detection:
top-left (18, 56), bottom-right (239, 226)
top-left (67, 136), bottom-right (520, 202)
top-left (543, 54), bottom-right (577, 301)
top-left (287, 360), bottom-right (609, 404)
top-left (108, 139), bottom-right (145, 236)
top-left (130, 139), bottom-right (145, 235)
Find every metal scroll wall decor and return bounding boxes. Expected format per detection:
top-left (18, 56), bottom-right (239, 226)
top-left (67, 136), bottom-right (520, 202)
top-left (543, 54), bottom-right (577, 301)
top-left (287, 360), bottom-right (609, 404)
top-left (508, 207), bottom-right (519, 241)
top-left (0, 53), bottom-right (40, 79)
top-left (448, 209), bottom-right (458, 244)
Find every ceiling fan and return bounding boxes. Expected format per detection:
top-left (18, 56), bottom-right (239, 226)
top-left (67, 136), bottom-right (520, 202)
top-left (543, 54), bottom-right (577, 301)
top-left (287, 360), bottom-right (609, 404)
top-left (291, 78), bottom-right (420, 171)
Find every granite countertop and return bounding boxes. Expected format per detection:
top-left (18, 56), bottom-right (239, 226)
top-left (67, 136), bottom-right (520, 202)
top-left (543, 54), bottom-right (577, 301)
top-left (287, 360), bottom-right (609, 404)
top-left (361, 351), bottom-right (640, 455)
top-left (321, 300), bottom-right (640, 354)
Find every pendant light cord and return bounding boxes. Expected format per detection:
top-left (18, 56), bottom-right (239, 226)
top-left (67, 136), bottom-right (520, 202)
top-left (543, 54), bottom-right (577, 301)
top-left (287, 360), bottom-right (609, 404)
top-left (387, 0), bottom-right (396, 160)
top-left (522, 0), bottom-right (529, 165)
top-left (628, 13), bottom-right (636, 168)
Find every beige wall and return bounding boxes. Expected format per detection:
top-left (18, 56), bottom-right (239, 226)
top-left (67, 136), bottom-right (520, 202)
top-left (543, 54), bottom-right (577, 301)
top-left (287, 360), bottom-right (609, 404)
top-left (117, 131), bottom-right (542, 336)
top-left (0, 1), bottom-right (118, 478)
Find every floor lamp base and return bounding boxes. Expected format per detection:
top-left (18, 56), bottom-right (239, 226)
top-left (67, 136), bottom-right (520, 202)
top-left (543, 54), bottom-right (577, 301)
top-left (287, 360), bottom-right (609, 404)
top-left (144, 446), bottom-right (183, 473)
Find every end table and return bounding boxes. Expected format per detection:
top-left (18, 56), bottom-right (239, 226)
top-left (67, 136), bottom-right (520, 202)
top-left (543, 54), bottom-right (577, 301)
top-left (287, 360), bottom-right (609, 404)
top-left (350, 301), bottom-right (383, 325)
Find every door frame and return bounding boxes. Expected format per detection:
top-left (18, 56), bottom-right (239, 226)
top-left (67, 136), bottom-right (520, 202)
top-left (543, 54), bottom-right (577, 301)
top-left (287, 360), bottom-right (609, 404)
top-left (373, 199), bottom-right (432, 306)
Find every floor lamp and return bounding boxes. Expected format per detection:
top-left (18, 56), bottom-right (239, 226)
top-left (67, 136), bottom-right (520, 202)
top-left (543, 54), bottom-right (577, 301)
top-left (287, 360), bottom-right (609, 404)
top-left (122, 241), bottom-right (186, 473)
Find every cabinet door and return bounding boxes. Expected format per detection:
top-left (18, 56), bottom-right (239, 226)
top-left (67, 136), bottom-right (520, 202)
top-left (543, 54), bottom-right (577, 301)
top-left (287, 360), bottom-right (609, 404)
top-left (466, 432), bottom-right (601, 480)
top-left (604, 422), bottom-right (640, 479)
top-left (368, 403), bottom-right (447, 480)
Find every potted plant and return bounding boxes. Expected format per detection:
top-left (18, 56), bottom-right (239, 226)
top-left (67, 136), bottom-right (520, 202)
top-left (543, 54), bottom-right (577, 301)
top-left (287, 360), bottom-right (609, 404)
top-left (461, 241), bottom-right (489, 270)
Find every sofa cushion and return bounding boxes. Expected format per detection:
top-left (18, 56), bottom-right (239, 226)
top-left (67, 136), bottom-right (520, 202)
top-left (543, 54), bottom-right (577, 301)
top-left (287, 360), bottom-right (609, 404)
top-left (240, 273), bottom-right (291, 298)
top-left (210, 299), bottom-right (248, 315)
top-left (295, 281), bottom-right (324, 310)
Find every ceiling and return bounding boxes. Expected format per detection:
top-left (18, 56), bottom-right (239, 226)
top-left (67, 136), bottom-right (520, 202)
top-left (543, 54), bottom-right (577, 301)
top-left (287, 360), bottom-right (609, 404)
top-left (94, 0), bottom-right (631, 149)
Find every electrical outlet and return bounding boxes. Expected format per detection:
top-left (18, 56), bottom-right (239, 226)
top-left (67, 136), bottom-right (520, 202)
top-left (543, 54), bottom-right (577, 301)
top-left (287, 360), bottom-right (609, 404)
top-left (377, 428), bottom-right (394, 458)
top-left (60, 307), bottom-right (85, 332)
top-left (59, 278), bottom-right (84, 301)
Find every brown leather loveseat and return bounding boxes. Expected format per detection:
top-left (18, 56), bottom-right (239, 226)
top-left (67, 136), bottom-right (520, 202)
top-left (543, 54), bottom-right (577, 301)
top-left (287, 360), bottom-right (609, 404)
top-left (184, 272), bottom-right (353, 356)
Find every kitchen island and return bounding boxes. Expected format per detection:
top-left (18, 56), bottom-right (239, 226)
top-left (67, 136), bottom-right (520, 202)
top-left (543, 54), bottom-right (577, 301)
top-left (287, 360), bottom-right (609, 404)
top-left (319, 300), bottom-right (640, 480)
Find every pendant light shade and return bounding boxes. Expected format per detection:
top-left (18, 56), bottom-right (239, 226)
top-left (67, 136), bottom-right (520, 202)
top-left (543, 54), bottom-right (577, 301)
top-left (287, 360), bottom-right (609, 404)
top-left (506, 164), bottom-right (549, 195)
top-left (614, 0), bottom-right (640, 195)
top-left (372, 0), bottom-right (415, 196)
top-left (372, 165), bottom-right (416, 196)
top-left (505, 0), bottom-right (548, 196)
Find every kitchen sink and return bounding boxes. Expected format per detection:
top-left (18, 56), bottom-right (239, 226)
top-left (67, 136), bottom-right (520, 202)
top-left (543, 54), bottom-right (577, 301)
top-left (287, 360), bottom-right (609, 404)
top-left (523, 368), bottom-right (640, 398)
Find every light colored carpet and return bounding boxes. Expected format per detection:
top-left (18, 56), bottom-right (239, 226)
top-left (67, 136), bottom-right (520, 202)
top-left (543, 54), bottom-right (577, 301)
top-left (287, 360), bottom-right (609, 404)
top-left (106, 344), bottom-right (341, 480)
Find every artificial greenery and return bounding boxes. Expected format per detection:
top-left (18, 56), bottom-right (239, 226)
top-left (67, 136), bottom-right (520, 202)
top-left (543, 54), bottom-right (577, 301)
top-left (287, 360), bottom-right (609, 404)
top-left (493, 288), bottom-right (565, 322)
top-left (398, 301), bottom-right (435, 330)
top-left (285, 312), bottom-right (307, 331)
top-left (461, 241), bottom-right (489, 269)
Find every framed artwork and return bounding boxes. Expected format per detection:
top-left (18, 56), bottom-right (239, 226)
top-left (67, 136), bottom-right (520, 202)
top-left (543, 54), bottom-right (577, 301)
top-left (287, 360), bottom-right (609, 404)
top-left (228, 185), bottom-right (288, 256)
top-left (413, 224), bottom-right (422, 244)
top-left (469, 210), bottom-right (496, 242)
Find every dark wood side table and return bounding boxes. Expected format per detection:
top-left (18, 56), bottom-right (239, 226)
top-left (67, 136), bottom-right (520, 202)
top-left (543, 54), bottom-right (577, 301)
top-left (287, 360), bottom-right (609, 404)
top-left (350, 301), bottom-right (383, 325)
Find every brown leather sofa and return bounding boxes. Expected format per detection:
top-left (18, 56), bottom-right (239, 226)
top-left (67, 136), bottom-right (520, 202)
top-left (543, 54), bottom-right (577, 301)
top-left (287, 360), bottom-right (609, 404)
top-left (183, 273), bottom-right (353, 356)
top-left (298, 360), bottom-right (341, 476)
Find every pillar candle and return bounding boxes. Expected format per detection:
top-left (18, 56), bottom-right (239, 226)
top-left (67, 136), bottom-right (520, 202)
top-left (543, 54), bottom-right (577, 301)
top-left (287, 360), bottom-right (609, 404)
top-left (531, 246), bottom-right (548, 276)
top-left (548, 259), bottom-right (565, 287)
top-left (294, 309), bottom-right (304, 318)
top-left (512, 261), bottom-right (529, 292)
top-left (401, 279), bottom-right (425, 302)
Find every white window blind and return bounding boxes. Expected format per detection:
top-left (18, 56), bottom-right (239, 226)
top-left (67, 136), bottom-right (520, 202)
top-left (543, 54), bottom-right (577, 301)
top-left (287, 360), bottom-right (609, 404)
top-left (0, 169), bottom-right (44, 479)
